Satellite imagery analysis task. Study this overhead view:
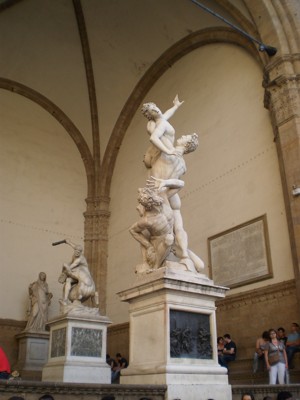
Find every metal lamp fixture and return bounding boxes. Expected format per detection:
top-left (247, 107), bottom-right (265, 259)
top-left (189, 0), bottom-right (277, 56)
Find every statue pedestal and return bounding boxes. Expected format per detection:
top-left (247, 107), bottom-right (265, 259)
top-left (42, 310), bottom-right (111, 384)
top-left (118, 265), bottom-right (231, 400)
top-left (15, 331), bottom-right (49, 380)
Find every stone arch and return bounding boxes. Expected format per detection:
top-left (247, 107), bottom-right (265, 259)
top-left (0, 77), bottom-right (95, 198)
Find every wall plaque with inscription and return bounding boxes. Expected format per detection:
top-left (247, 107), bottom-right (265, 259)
top-left (71, 327), bottom-right (102, 357)
top-left (208, 215), bottom-right (273, 288)
top-left (170, 310), bottom-right (212, 359)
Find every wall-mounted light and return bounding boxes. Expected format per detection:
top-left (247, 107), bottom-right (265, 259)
top-left (189, 0), bottom-right (277, 57)
top-left (292, 185), bottom-right (300, 197)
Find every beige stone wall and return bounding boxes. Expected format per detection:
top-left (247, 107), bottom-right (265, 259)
top-left (107, 43), bottom-right (293, 323)
top-left (0, 91), bottom-right (86, 320)
top-left (107, 322), bottom-right (130, 363)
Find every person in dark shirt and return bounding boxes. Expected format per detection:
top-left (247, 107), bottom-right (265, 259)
top-left (116, 352), bottom-right (128, 368)
top-left (111, 352), bottom-right (128, 383)
top-left (278, 327), bottom-right (288, 346)
top-left (218, 333), bottom-right (237, 369)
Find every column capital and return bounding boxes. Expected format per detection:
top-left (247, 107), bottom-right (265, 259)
top-left (263, 77), bottom-right (300, 129)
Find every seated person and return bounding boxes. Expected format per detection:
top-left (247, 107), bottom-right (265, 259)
top-left (217, 336), bottom-right (224, 357)
top-left (253, 331), bottom-right (269, 373)
top-left (278, 327), bottom-right (288, 346)
top-left (111, 352), bottom-right (128, 383)
top-left (0, 346), bottom-right (10, 380)
top-left (106, 354), bottom-right (118, 382)
top-left (286, 322), bottom-right (300, 368)
top-left (218, 333), bottom-right (237, 369)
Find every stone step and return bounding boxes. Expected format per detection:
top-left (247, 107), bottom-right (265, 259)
top-left (227, 358), bottom-right (300, 385)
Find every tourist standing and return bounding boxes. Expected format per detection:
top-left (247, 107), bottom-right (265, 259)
top-left (264, 328), bottom-right (288, 384)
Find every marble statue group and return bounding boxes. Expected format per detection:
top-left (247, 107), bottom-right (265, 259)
top-left (25, 239), bottom-right (99, 330)
top-left (58, 239), bottom-right (98, 307)
top-left (130, 95), bottom-right (204, 274)
top-left (56, 239), bottom-right (99, 314)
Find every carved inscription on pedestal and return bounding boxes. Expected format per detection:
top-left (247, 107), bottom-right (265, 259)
top-left (51, 328), bottom-right (66, 358)
top-left (71, 327), bottom-right (102, 357)
top-left (170, 310), bottom-right (212, 359)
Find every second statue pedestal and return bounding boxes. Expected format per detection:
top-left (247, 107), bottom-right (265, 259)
top-left (15, 331), bottom-right (49, 380)
top-left (42, 310), bottom-right (111, 384)
top-left (118, 265), bottom-right (231, 400)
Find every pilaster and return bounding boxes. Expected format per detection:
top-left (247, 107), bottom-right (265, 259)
top-left (84, 195), bottom-right (110, 314)
top-left (263, 54), bottom-right (300, 309)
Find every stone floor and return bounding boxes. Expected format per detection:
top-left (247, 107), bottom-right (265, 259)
top-left (1, 379), bottom-right (300, 400)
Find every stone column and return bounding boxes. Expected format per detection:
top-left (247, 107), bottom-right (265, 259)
top-left (263, 54), bottom-right (300, 310)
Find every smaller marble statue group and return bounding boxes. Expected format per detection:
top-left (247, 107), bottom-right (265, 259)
top-left (57, 239), bottom-right (98, 306)
top-left (56, 239), bottom-right (99, 314)
top-left (25, 239), bottom-right (99, 331)
top-left (25, 272), bottom-right (52, 332)
top-left (130, 95), bottom-right (204, 274)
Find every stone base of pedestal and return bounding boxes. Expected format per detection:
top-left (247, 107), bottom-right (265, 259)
top-left (15, 331), bottom-right (49, 380)
top-left (121, 364), bottom-right (231, 400)
top-left (166, 382), bottom-right (231, 400)
top-left (42, 359), bottom-right (111, 383)
top-left (42, 309), bottom-right (111, 384)
top-left (118, 265), bottom-right (232, 400)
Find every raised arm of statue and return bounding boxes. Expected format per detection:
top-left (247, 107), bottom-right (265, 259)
top-left (66, 255), bottom-right (82, 269)
top-left (64, 238), bottom-right (76, 249)
top-left (142, 96), bottom-right (183, 157)
top-left (162, 95), bottom-right (184, 121)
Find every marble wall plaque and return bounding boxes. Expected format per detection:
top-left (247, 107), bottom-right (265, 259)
top-left (208, 214), bottom-right (273, 288)
top-left (51, 328), bottom-right (66, 358)
top-left (169, 310), bottom-right (212, 359)
top-left (29, 341), bottom-right (48, 360)
top-left (71, 327), bottom-right (102, 357)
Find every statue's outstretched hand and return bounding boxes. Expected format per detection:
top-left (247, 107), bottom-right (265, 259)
top-left (173, 94), bottom-right (184, 108)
